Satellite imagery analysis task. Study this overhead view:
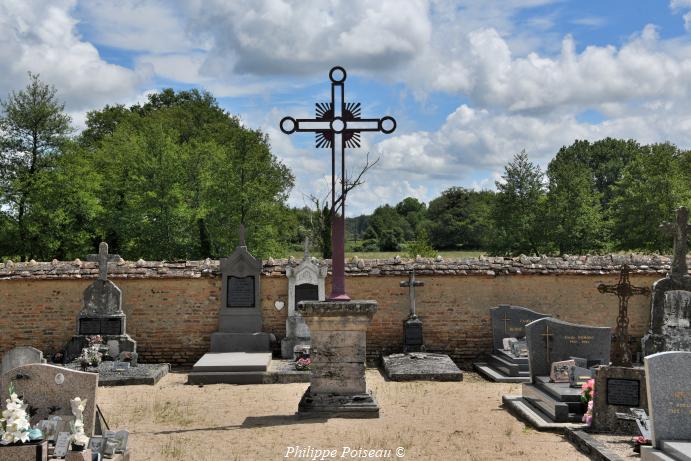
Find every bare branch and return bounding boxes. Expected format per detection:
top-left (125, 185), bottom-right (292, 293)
top-left (333, 151), bottom-right (379, 211)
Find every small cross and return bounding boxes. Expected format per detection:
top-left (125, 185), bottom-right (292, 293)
top-left (660, 206), bottom-right (689, 277)
top-left (501, 313), bottom-right (512, 334)
top-left (400, 267), bottom-right (424, 318)
top-left (238, 224), bottom-right (246, 247)
top-left (98, 242), bottom-right (109, 281)
top-left (540, 324), bottom-right (553, 365)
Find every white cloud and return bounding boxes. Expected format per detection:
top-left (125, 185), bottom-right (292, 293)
top-left (671, 0), bottom-right (691, 11)
top-left (0, 0), bottom-right (145, 111)
top-left (571, 16), bottom-right (607, 27)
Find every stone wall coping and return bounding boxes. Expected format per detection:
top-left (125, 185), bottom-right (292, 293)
top-left (0, 254), bottom-right (688, 280)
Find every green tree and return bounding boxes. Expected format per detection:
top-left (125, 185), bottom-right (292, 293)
top-left (546, 149), bottom-right (606, 254)
top-left (0, 73), bottom-right (73, 260)
top-left (491, 151), bottom-right (547, 255)
top-left (609, 143), bottom-right (691, 251)
top-left (427, 187), bottom-right (494, 250)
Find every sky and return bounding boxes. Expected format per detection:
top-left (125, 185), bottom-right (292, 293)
top-left (1, 0), bottom-right (691, 215)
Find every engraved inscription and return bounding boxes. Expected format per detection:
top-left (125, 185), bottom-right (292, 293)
top-left (671, 391), bottom-right (691, 415)
top-left (564, 335), bottom-right (594, 345)
top-left (607, 378), bottom-right (640, 406)
top-left (227, 276), bottom-right (255, 308)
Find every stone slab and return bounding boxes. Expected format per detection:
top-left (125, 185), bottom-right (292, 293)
top-left (473, 362), bottom-right (530, 383)
top-left (1, 363), bottom-right (97, 436)
top-left (2, 346), bottom-right (44, 375)
top-left (522, 383), bottom-right (583, 422)
top-left (645, 351), bottom-right (691, 448)
top-left (502, 394), bottom-right (587, 433)
top-left (592, 366), bottom-right (648, 434)
top-left (661, 441), bottom-right (691, 461)
top-left (641, 445), bottom-right (684, 461)
top-left (209, 332), bottom-right (271, 352)
top-left (298, 386), bottom-right (379, 418)
top-left (564, 429), bottom-right (629, 461)
top-left (526, 317), bottom-right (611, 381)
top-left (64, 362), bottom-right (169, 386)
top-left (383, 353), bottom-right (462, 381)
top-left (0, 440), bottom-right (48, 461)
top-left (187, 360), bottom-right (310, 385)
top-left (191, 352), bottom-right (271, 372)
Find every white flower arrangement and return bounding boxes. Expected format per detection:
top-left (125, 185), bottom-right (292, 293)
top-left (0, 384), bottom-right (31, 445)
top-left (70, 397), bottom-right (89, 447)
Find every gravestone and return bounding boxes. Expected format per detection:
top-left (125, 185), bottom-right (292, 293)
top-left (210, 226), bottom-right (270, 353)
top-left (281, 239), bottom-right (327, 359)
top-left (517, 318), bottom-right (611, 424)
top-left (1, 363), bottom-right (98, 436)
top-left (591, 366), bottom-right (648, 433)
top-left (474, 304), bottom-right (550, 383)
top-left (189, 226), bottom-right (272, 385)
top-left (64, 243), bottom-right (136, 362)
top-left (400, 268), bottom-right (425, 352)
top-left (297, 300), bottom-right (380, 417)
top-left (645, 351), bottom-right (691, 447)
top-left (643, 207), bottom-right (691, 355)
top-left (1, 346), bottom-right (44, 375)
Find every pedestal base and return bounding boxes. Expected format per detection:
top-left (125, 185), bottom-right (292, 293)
top-left (298, 386), bottom-right (379, 418)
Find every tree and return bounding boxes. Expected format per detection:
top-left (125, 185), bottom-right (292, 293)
top-left (609, 143), bottom-right (691, 251)
top-left (491, 151), bottom-right (548, 255)
top-left (427, 187), bottom-right (494, 250)
top-left (0, 73), bottom-right (72, 260)
top-left (546, 153), bottom-right (605, 254)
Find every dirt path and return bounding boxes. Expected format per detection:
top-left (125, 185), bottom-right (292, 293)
top-left (97, 370), bottom-right (587, 461)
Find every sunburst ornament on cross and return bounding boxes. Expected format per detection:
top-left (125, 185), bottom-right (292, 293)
top-left (280, 66), bottom-right (396, 300)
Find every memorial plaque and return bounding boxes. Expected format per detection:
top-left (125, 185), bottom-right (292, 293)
top-left (295, 284), bottom-right (319, 305)
top-left (79, 318), bottom-right (101, 335)
top-left (101, 318), bottom-right (122, 335)
top-left (226, 276), bottom-right (255, 308)
top-left (569, 366), bottom-right (593, 388)
top-left (607, 378), bottom-right (641, 406)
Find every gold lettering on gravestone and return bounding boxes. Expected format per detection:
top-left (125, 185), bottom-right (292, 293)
top-left (671, 391), bottom-right (691, 415)
top-left (564, 335), bottom-right (593, 344)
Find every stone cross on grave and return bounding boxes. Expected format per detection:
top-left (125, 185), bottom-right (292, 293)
top-left (98, 242), bottom-right (111, 281)
top-left (598, 264), bottom-right (650, 367)
top-left (281, 66), bottom-right (396, 301)
top-left (660, 206), bottom-right (690, 278)
top-left (238, 223), bottom-right (246, 247)
top-left (501, 313), bottom-right (512, 334)
top-left (400, 268), bottom-right (424, 318)
top-left (540, 324), bottom-right (554, 365)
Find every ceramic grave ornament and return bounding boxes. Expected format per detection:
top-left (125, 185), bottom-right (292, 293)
top-left (281, 238), bottom-right (327, 359)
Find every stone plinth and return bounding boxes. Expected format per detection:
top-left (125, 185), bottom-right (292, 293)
top-left (296, 300), bottom-right (379, 418)
top-left (591, 366), bottom-right (648, 434)
top-left (0, 441), bottom-right (48, 461)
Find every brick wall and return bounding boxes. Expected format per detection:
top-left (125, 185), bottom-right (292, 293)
top-left (0, 262), bottom-right (662, 367)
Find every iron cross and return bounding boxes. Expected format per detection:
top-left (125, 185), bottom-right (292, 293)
top-left (400, 267), bottom-right (424, 318)
top-left (98, 242), bottom-right (110, 282)
top-left (280, 66), bottom-right (396, 301)
top-left (598, 264), bottom-right (650, 367)
top-left (660, 206), bottom-right (689, 277)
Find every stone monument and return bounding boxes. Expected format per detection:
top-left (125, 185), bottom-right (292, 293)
top-left (474, 304), bottom-right (550, 383)
top-left (640, 351), bottom-right (691, 461)
top-left (65, 242), bottom-right (136, 362)
top-left (297, 300), bottom-right (379, 417)
top-left (188, 225), bottom-right (272, 385)
top-left (1, 346), bottom-right (45, 375)
top-left (643, 207), bottom-right (691, 355)
top-left (281, 238), bottom-right (327, 359)
top-left (400, 268), bottom-right (424, 352)
top-left (503, 317), bottom-right (611, 427)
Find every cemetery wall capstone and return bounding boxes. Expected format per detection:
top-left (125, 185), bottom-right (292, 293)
top-left (0, 254), bottom-right (683, 366)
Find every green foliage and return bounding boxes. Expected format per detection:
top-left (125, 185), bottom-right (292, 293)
top-left (491, 151), bottom-right (548, 256)
top-left (406, 229), bottom-right (436, 258)
top-left (546, 148), bottom-right (606, 254)
top-left (427, 187), bottom-right (494, 250)
top-left (609, 143), bottom-right (691, 252)
top-left (378, 228), bottom-right (402, 252)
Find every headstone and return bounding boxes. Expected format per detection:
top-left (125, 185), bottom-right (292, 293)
top-left (400, 269), bottom-right (425, 352)
top-left (591, 366), bottom-right (648, 433)
top-left (490, 304), bottom-right (551, 352)
top-left (65, 242), bottom-right (136, 362)
top-left (281, 238), bottom-right (327, 359)
top-left (210, 225), bottom-right (270, 353)
top-left (525, 317), bottom-right (611, 382)
top-left (0, 363), bottom-right (98, 436)
top-left (644, 351), bottom-right (691, 448)
top-left (297, 300), bottom-right (380, 417)
top-left (1, 346), bottom-right (44, 375)
top-left (643, 207), bottom-right (691, 355)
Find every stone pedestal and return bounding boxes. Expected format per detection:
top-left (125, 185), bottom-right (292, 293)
top-left (296, 300), bottom-right (379, 418)
top-left (591, 366), bottom-right (648, 434)
top-left (0, 440), bottom-right (48, 461)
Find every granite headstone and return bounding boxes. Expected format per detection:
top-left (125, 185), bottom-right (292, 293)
top-left (490, 305), bottom-right (551, 352)
top-left (525, 317), bottom-right (611, 381)
top-left (1, 346), bottom-right (44, 375)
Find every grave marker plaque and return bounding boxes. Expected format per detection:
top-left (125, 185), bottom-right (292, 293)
top-left (79, 318), bottom-right (102, 336)
top-left (295, 283), bottom-right (319, 305)
top-left (227, 276), bottom-right (256, 308)
top-left (607, 378), bottom-right (641, 407)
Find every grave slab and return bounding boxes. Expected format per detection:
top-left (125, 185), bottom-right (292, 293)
top-left (382, 353), bottom-right (462, 381)
top-left (187, 352), bottom-right (272, 384)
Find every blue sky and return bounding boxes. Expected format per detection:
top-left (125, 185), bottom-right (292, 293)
top-left (2, 0), bottom-right (691, 215)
